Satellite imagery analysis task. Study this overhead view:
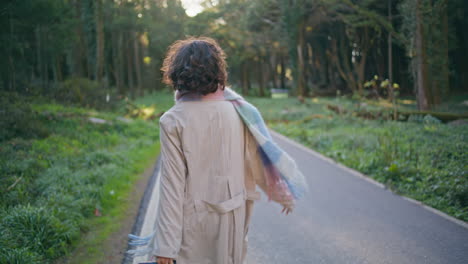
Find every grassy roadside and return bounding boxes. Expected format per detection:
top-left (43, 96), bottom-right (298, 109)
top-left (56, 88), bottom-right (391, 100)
top-left (0, 95), bottom-right (162, 263)
top-left (249, 95), bottom-right (468, 222)
top-left (58, 143), bottom-right (160, 264)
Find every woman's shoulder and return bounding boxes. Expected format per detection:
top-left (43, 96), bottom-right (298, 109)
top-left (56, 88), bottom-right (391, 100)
top-left (160, 100), bottom-right (236, 128)
top-left (160, 104), bottom-right (183, 127)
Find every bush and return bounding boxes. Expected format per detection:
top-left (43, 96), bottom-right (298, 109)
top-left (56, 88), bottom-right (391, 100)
top-left (49, 77), bottom-right (120, 110)
top-left (0, 92), bottom-right (49, 142)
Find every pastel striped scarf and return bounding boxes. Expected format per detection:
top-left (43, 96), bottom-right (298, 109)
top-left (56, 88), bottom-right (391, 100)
top-left (176, 87), bottom-right (308, 202)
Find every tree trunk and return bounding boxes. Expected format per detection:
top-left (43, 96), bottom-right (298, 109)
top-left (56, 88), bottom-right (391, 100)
top-left (35, 26), bottom-right (44, 89)
top-left (356, 50), bottom-right (367, 95)
top-left (54, 56), bottom-right (63, 83)
top-left (415, 0), bottom-right (431, 110)
top-left (134, 32), bottom-right (143, 97)
top-left (241, 61), bottom-right (248, 95)
top-left (111, 31), bottom-right (118, 91)
top-left (258, 58), bottom-right (265, 97)
top-left (127, 33), bottom-right (135, 99)
top-left (280, 54), bottom-right (286, 89)
top-left (305, 42), bottom-right (315, 94)
top-left (8, 11), bottom-right (15, 91)
top-left (329, 37), bottom-right (358, 93)
top-left (95, 0), bottom-right (104, 82)
top-left (72, 0), bottom-right (86, 77)
top-left (247, 63), bottom-right (251, 92)
top-left (296, 20), bottom-right (306, 97)
top-left (356, 27), bottom-right (370, 95)
top-left (43, 30), bottom-right (49, 90)
top-left (388, 0), bottom-right (393, 94)
top-left (387, 0), bottom-right (397, 119)
top-left (118, 32), bottom-right (125, 95)
top-left (326, 50), bottom-right (336, 90)
top-left (269, 53), bottom-right (279, 88)
top-left (440, 0), bottom-right (449, 101)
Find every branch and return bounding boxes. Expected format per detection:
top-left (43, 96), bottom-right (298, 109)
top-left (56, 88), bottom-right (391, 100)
top-left (341, 0), bottom-right (408, 46)
top-left (6, 176), bottom-right (23, 191)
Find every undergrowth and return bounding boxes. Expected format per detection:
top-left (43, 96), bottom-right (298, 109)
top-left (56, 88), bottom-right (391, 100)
top-left (249, 95), bottom-right (468, 221)
top-left (0, 93), bottom-right (160, 263)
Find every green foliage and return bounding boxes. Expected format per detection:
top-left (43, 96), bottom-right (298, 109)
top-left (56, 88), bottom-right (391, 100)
top-left (399, 0), bottom-right (459, 104)
top-left (0, 205), bottom-right (74, 260)
top-left (251, 96), bottom-right (468, 221)
top-left (2, 0), bottom-right (466, 107)
top-left (49, 78), bottom-right (120, 110)
top-left (0, 92), bottom-right (50, 141)
top-left (0, 96), bottom-right (160, 262)
top-left (130, 89), bottom-right (176, 115)
top-left (0, 247), bottom-right (42, 264)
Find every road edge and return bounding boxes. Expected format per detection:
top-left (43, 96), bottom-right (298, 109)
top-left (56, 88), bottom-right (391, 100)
top-left (270, 129), bottom-right (468, 230)
top-left (121, 156), bottom-right (162, 264)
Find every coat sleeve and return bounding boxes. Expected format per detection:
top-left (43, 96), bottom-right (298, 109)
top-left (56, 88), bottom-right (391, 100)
top-left (152, 113), bottom-right (186, 258)
top-left (244, 125), bottom-right (295, 211)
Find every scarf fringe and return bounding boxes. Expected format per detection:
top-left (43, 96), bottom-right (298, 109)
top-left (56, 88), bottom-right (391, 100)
top-left (125, 230), bottom-right (156, 256)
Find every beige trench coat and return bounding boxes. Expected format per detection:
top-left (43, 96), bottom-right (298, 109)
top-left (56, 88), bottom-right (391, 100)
top-left (151, 99), bottom-right (287, 264)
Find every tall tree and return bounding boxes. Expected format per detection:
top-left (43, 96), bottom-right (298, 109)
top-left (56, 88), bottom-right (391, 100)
top-left (415, 0), bottom-right (431, 110)
top-left (95, 0), bottom-right (104, 82)
top-left (399, 0), bottom-right (453, 110)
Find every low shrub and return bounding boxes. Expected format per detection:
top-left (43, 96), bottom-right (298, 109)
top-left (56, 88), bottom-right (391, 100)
top-left (48, 77), bottom-right (121, 110)
top-left (0, 92), bottom-right (50, 142)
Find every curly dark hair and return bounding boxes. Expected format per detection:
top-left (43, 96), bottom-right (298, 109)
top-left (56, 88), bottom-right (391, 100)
top-left (161, 37), bottom-right (228, 95)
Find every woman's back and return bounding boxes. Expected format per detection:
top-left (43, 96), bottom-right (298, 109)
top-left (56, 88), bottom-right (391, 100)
top-left (167, 100), bottom-right (246, 201)
top-left (155, 99), bottom-right (254, 264)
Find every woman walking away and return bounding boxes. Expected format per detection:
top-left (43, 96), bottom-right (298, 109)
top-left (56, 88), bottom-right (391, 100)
top-left (127, 37), bottom-right (308, 264)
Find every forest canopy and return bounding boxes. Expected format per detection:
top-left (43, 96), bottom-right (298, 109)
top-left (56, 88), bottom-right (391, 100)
top-left (0, 0), bottom-right (466, 110)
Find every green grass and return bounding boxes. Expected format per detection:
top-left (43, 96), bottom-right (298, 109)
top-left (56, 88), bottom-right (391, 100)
top-left (65, 143), bottom-right (160, 264)
top-left (0, 96), bottom-right (161, 263)
top-left (132, 89), bottom-right (176, 111)
top-left (248, 95), bottom-right (468, 222)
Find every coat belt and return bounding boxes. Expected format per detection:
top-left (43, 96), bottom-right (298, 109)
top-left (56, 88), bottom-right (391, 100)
top-left (193, 189), bottom-right (249, 264)
top-left (195, 190), bottom-right (245, 214)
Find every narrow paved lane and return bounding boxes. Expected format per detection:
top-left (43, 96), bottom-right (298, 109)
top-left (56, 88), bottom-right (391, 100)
top-left (246, 131), bottom-right (468, 264)
top-left (127, 132), bottom-right (468, 264)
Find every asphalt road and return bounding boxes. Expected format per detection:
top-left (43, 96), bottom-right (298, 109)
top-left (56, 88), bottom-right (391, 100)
top-left (245, 131), bottom-right (468, 264)
top-left (127, 131), bottom-right (468, 264)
